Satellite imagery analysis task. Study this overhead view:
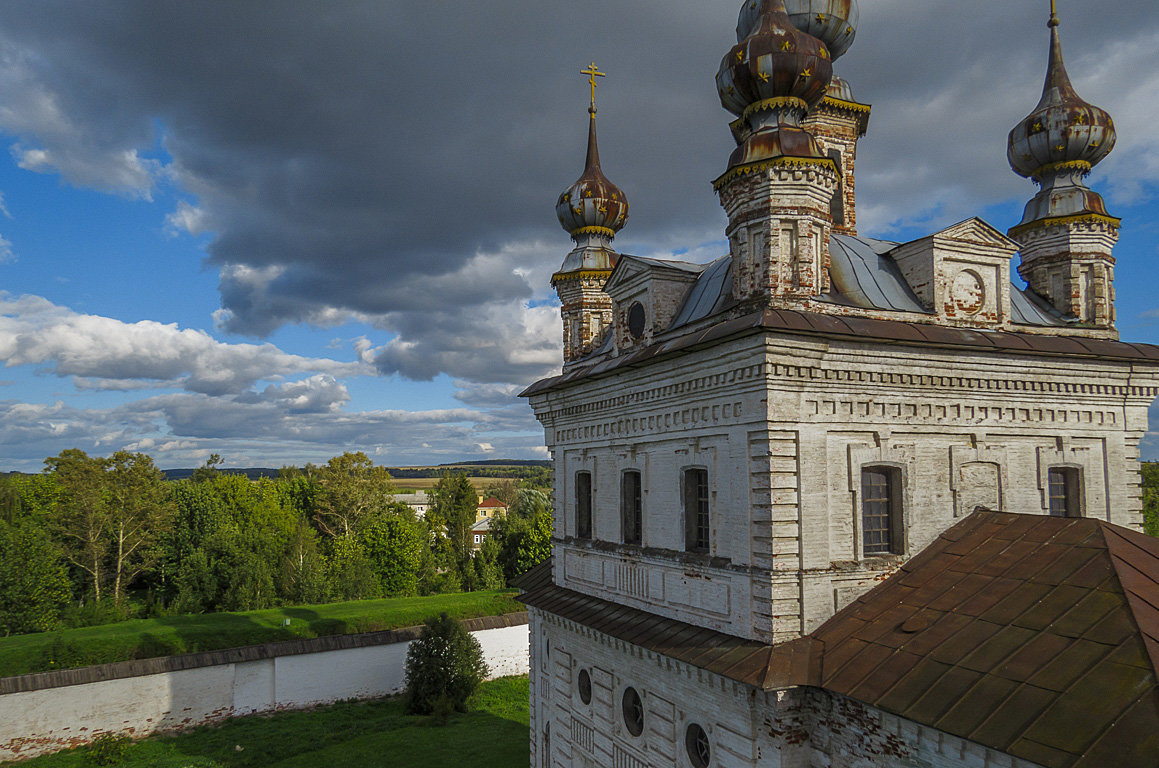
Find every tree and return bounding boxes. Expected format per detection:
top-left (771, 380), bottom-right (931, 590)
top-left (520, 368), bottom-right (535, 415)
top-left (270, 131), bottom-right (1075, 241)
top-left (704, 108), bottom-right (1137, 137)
top-left (190, 453), bottom-right (224, 484)
top-left (104, 451), bottom-right (173, 605)
top-left (312, 452), bottom-right (396, 538)
top-left (481, 479), bottom-right (520, 510)
top-left (279, 518), bottom-right (331, 604)
top-left (360, 513), bottom-right (423, 596)
top-left (492, 489), bottom-right (555, 581)
top-left (44, 450), bottom-right (110, 601)
top-left (0, 523), bottom-right (71, 635)
top-left (328, 537), bottom-right (382, 600)
top-left (430, 472), bottom-right (478, 579)
top-left (404, 612), bottom-right (489, 717)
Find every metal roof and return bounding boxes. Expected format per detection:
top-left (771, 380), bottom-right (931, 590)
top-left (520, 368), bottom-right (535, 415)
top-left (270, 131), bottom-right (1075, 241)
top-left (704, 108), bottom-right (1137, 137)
top-left (669, 256), bottom-right (733, 329)
top-left (517, 559), bottom-right (819, 690)
top-left (813, 511), bottom-right (1159, 768)
top-left (1011, 284), bottom-right (1069, 327)
top-left (524, 307), bottom-right (1159, 397)
top-left (520, 512), bottom-right (1159, 767)
top-left (827, 233), bottom-right (927, 313)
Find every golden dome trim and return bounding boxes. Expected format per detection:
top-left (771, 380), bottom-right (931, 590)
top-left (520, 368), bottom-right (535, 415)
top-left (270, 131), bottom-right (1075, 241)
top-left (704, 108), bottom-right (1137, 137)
top-left (741, 96), bottom-right (810, 123)
top-left (712, 155), bottom-right (839, 190)
top-left (818, 96), bottom-right (872, 115)
top-left (1030, 159), bottom-right (1093, 179)
top-left (551, 268), bottom-right (615, 286)
top-left (1009, 212), bottom-right (1121, 237)
top-left (569, 226), bottom-right (619, 239)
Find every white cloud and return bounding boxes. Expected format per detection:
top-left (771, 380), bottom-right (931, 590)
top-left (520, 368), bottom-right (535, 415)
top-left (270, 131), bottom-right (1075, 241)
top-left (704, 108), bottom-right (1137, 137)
top-left (164, 200), bottom-right (210, 237)
top-left (0, 293), bottom-right (369, 394)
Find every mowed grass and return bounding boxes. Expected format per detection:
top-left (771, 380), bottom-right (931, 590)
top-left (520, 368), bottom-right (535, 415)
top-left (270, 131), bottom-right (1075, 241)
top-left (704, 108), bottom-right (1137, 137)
top-left (0, 591), bottom-right (523, 678)
top-left (0, 676), bottom-right (530, 768)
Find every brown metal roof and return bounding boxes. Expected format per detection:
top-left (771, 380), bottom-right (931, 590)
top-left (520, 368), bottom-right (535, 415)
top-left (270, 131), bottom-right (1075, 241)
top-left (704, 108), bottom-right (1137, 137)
top-left (812, 512), bottom-right (1159, 768)
top-left (521, 308), bottom-right (1159, 397)
top-left (516, 559), bottom-right (819, 690)
top-left (520, 513), bottom-right (1159, 766)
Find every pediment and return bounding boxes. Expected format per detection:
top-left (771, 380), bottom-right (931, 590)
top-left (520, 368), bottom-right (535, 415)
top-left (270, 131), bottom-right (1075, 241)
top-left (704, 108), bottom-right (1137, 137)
top-left (933, 217), bottom-right (1020, 252)
top-left (605, 255), bottom-right (704, 297)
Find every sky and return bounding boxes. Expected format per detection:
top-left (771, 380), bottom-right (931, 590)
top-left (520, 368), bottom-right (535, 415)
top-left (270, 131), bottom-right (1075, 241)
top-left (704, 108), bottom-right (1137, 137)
top-left (1, 0), bottom-right (1159, 471)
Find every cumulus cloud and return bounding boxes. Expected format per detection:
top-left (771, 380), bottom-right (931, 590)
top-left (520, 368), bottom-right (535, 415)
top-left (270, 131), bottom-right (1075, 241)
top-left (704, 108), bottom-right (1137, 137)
top-left (0, 293), bottom-right (368, 394)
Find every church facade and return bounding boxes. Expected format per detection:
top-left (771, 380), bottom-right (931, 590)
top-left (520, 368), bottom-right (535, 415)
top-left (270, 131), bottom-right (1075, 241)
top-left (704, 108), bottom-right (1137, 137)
top-left (520, 2), bottom-right (1159, 767)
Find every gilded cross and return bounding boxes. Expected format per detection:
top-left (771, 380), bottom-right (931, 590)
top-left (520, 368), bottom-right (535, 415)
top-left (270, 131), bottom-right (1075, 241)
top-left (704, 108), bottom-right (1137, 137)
top-left (581, 62), bottom-right (606, 114)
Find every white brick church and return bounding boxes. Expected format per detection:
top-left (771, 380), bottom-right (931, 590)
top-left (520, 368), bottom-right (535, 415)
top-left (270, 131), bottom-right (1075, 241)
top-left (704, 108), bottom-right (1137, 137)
top-left (518, 2), bottom-right (1159, 766)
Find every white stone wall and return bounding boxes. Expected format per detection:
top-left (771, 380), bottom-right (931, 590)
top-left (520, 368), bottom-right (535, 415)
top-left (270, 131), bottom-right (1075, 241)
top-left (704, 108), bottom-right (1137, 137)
top-left (532, 614), bottom-right (1047, 768)
top-left (529, 328), bottom-right (1158, 642)
top-left (0, 624), bottom-right (529, 762)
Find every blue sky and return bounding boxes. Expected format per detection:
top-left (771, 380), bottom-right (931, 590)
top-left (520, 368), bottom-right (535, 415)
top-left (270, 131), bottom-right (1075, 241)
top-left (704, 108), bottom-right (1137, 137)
top-left (1, 0), bottom-right (1158, 471)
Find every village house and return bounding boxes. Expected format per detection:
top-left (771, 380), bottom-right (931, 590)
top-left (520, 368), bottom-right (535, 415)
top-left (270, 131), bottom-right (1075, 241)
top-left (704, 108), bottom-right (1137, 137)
top-left (518, 2), bottom-right (1159, 767)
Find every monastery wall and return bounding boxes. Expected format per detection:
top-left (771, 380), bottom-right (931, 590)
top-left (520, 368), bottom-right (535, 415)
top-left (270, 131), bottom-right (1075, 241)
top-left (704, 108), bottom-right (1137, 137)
top-left (531, 610), bottom-right (1048, 768)
top-left (0, 618), bottom-right (529, 762)
top-left (532, 330), bottom-right (1156, 643)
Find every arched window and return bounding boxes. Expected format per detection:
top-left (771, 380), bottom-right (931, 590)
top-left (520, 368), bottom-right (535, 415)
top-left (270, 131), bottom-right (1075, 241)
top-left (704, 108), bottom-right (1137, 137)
top-left (861, 466), bottom-right (902, 556)
top-left (621, 471), bottom-right (642, 545)
top-left (576, 471), bottom-right (592, 540)
top-left (683, 468), bottom-right (710, 553)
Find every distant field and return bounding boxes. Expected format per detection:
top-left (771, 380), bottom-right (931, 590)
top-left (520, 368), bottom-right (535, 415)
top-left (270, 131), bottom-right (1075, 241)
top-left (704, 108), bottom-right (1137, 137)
top-left (0, 676), bottom-right (530, 768)
top-left (392, 476), bottom-right (495, 491)
top-left (0, 591), bottom-right (522, 679)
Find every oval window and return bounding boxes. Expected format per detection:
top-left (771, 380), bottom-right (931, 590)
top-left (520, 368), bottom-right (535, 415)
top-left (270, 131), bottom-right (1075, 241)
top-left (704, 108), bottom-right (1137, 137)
top-left (627, 302), bottom-right (646, 339)
top-left (622, 687), bottom-right (644, 737)
top-left (578, 668), bottom-right (592, 705)
top-left (686, 723), bottom-right (710, 767)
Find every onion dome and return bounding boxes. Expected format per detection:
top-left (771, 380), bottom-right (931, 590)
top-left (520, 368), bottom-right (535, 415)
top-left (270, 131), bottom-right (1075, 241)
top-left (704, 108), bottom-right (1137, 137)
top-left (556, 113), bottom-right (629, 241)
top-left (718, 0), bottom-right (833, 118)
top-left (783, 0), bottom-right (859, 61)
top-left (825, 74), bottom-right (854, 102)
top-left (716, 0), bottom-right (836, 181)
top-left (1007, 8), bottom-right (1115, 182)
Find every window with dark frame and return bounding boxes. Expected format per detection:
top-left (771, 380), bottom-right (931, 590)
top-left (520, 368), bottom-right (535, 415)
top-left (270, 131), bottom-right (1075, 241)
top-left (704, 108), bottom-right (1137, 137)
top-left (684, 468), bottom-right (710, 553)
top-left (861, 467), bottom-right (901, 556)
top-left (1048, 467), bottom-right (1081, 518)
top-left (577, 668), bottom-right (592, 705)
top-left (685, 723), bottom-right (711, 768)
top-left (621, 471), bottom-right (642, 545)
top-left (576, 471), bottom-right (592, 540)
top-left (622, 687), bottom-right (644, 737)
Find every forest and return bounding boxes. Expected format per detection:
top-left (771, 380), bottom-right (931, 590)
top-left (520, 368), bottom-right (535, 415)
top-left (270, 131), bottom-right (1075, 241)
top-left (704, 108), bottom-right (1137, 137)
top-left (0, 450), bottom-right (552, 638)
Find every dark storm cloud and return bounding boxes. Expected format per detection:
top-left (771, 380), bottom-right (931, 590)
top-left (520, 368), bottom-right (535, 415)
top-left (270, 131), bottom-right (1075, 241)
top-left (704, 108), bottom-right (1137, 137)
top-left (1, 1), bottom-right (1158, 383)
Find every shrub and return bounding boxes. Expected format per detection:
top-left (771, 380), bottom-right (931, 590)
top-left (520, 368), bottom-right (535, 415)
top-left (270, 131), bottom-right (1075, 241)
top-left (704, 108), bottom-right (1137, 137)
top-left (86, 733), bottom-right (130, 765)
top-left (404, 612), bottom-right (488, 717)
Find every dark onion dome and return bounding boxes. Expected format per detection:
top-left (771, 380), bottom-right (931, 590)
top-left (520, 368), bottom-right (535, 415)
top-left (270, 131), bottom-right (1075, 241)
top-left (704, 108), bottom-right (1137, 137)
top-left (718, 0), bottom-right (833, 119)
top-left (716, 0), bottom-right (837, 186)
top-left (782, 0), bottom-right (859, 61)
top-left (1007, 10), bottom-right (1115, 183)
top-left (556, 114), bottom-right (629, 240)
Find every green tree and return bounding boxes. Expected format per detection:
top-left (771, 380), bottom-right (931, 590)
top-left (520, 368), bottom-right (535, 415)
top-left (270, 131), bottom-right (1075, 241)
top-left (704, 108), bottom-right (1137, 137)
top-left (279, 518), bottom-right (331, 604)
top-left (190, 453), bottom-right (224, 484)
top-left (312, 452), bottom-right (396, 538)
top-left (404, 612), bottom-right (489, 716)
top-left (360, 513), bottom-right (423, 596)
top-left (1143, 462), bottom-right (1159, 537)
top-left (104, 451), bottom-right (173, 605)
top-left (0, 523), bottom-right (71, 635)
top-left (492, 489), bottom-right (554, 581)
top-left (430, 472), bottom-right (478, 581)
top-left (328, 537), bottom-right (382, 600)
top-left (44, 450), bottom-right (111, 601)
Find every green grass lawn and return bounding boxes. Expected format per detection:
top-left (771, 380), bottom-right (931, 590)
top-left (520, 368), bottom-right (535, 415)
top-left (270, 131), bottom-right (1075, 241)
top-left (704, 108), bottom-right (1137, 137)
top-left (1, 676), bottom-right (530, 768)
top-left (0, 591), bottom-right (523, 678)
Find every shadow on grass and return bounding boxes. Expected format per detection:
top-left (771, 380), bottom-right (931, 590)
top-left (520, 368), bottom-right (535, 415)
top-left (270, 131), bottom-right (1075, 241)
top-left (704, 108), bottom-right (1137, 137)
top-left (166, 679), bottom-right (531, 768)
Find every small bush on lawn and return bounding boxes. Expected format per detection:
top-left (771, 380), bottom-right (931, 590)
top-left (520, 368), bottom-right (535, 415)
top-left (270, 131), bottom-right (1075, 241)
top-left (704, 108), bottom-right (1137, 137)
top-left (404, 612), bottom-right (488, 718)
top-left (86, 733), bottom-right (131, 765)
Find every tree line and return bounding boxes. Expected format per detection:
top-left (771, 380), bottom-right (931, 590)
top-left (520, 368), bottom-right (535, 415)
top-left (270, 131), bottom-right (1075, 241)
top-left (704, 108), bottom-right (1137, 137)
top-left (0, 450), bottom-right (553, 637)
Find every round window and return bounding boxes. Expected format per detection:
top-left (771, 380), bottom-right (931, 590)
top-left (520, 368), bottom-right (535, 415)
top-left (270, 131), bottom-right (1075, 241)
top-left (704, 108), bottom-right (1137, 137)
top-left (578, 669), bottom-right (592, 705)
top-left (622, 687), bottom-right (644, 737)
top-left (686, 723), bottom-right (710, 767)
top-left (627, 302), bottom-right (646, 339)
